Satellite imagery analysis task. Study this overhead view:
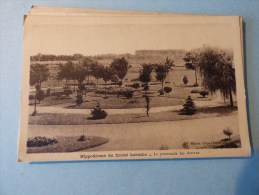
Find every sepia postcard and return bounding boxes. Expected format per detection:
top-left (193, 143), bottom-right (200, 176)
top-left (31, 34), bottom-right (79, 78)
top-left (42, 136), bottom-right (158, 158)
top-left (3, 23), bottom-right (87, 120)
top-left (18, 8), bottom-right (251, 162)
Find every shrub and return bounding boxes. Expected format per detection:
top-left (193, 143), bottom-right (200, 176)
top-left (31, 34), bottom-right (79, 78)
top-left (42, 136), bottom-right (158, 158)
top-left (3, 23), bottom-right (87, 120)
top-left (132, 83), bottom-right (140, 89)
top-left (90, 104), bottom-right (108, 119)
top-left (223, 127), bottom-right (233, 139)
top-left (64, 89), bottom-right (73, 97)
top-left (183, 75), bottom-right (188, 85)
top-left (143, 83), bottom-right (149, 91)
top-left (118, 81), bottom-right (122, 86)
top-left (118, 89), bottom-right (134, 99)
top-left (160, 144), bottom-right (169, 150)
top-left (199, 90), bottom-right (209, 98)
top-left (77, 135), bottom-right (88, 142)
top-left (180, 96), bottom-right (196, 115)
top-left (27, 136), bottom-right (58, 147)
top-left (76, 94), bottom-right (83, 106)
top-left (164, 86), bottom-right (172, 93)
top-left (158, 89), bottom-right (164, 95)
top-left (124, 89), bottom-right (134, 99)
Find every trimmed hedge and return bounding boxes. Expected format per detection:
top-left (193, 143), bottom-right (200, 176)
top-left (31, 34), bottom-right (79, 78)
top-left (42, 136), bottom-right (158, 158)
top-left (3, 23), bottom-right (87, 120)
top-left (27, 136), bottom-right (58, 147)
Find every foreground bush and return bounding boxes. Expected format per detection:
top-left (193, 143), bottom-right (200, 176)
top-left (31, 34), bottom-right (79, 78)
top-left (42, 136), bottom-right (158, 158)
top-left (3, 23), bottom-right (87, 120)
top-left (90, 104), bottom-right (108, 119)
top-left (164, 86), bottom-right (172, 93)
top-left (27, 136), bottom-right (58, 147)
top-left (180, 96), bottom-right (196, 115)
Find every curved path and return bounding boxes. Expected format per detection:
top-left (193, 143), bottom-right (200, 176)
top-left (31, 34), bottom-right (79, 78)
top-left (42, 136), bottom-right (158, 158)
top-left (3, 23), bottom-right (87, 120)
top-left (29, 99), bottom-right (225, 115)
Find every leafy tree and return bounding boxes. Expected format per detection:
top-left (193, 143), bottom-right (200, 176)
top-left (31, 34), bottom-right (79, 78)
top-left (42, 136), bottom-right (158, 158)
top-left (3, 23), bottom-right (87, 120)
top-left (110, 57), bottom-right (129, 82)
top-left (102, 66), bottom-right (114, 87)
top-left (180, 96), bottom-right (196, 115)
top-left (197, 47), bottom-right (236, 107)
top-left (155, 63), bottom-right (171, 92)
top-left (223, 127), bottom-right (233, 139)
top-left (139, 64), bottom-right (153, 89)
top-left (36, 89), bottom-right (45, 103)
top-left (111, 75), bottom-right (120, 87)
top-left (91, 63), bottom-right (105, 86)
top-left (164, 57), bottom-right (175, 70)
top-left (57, 61), bottom-right (74, 85)
top-left (81, 59), bottom-right (94, 84)
top-left (72, 64), bottom-right (87, 85)
top-left (183, 51), bottom-right (199, 85)
top-left (30, 64), bottom-right (49, 116)
top-left (102, 66), bottom-right (114, 98)
top-left (30, 64), bottom-right (50, 87)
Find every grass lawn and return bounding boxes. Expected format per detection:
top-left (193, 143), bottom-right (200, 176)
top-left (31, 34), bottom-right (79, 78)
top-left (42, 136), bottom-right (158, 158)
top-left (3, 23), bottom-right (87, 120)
top-left (27, 136), bottom-right (109, 153)
top-left (35, 83), bottom-right (213, 109)
top-left (29, 106), bottom-right (237, 125)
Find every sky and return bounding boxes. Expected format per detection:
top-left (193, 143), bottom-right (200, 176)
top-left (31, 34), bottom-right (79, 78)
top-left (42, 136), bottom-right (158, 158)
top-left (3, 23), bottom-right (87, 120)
top-left (28, 19), bottom-right (234, 56)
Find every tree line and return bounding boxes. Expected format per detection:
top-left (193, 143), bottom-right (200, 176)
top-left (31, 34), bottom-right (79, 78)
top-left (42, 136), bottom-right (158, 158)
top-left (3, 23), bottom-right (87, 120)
top-left (30, 46), bottom-right (237, 113)
top-left (56, 57), bottom-right (129, 87)
top-left (30, 53), bottom-right (86, 61)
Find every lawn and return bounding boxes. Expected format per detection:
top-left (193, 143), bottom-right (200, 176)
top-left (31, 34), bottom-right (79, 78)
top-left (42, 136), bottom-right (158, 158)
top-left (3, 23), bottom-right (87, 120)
top-left (27, 136), bottom-right (109, 153)
top-left (33, 83), bottom-right (213, 109)
top-left (29, 106), bottom-right (237, 125)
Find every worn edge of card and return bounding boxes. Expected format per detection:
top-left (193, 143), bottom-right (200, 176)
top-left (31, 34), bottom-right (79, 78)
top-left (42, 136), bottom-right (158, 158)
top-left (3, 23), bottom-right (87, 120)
top-left (18, 11), bottom-right (251, 162)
